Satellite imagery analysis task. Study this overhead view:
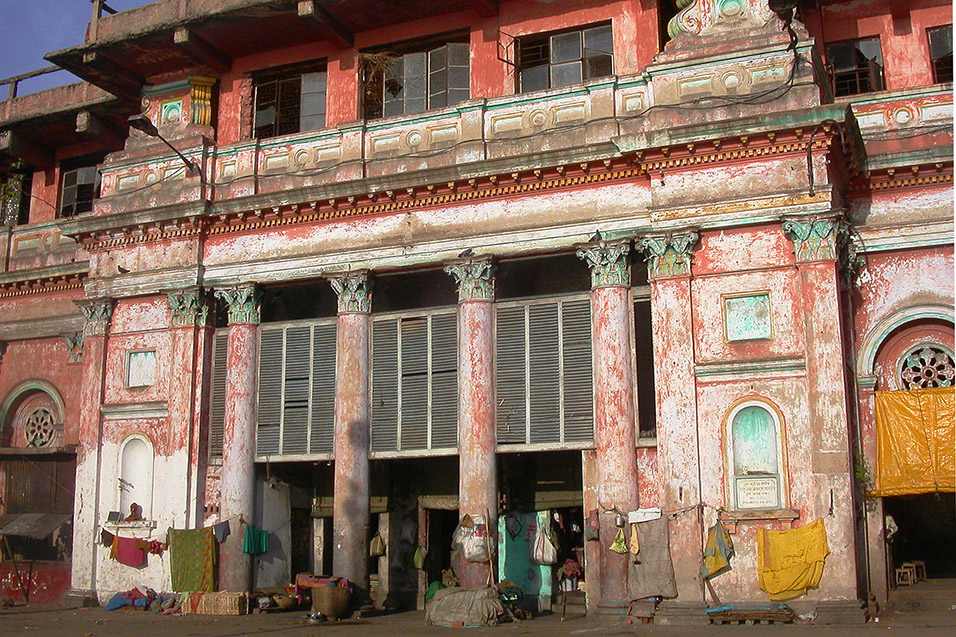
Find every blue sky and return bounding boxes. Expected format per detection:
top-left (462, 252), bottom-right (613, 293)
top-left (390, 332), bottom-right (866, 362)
top-left (0, 0), bottom-right (151, 95)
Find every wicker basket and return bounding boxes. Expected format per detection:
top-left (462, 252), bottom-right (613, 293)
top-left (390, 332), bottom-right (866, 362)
top-left (190, 591), bottom-right (249, 615)
top-left (311, 585), bottom-right (351, 618)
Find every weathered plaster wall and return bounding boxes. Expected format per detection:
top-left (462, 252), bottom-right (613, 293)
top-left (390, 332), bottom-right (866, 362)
top-left (849, 185), bottom-right (954, 230)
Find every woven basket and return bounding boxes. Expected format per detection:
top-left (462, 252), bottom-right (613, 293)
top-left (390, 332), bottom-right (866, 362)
top-left (311, 585), bottom-right (351, 618)
top-left (191, 591), bottom-right (248, 615)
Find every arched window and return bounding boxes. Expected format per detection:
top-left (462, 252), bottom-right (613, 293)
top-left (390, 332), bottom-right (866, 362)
top-left (727, 401), bottom-right (786, 510)
top-left (898, 343), bottom-right (955, 389)
top-left (118, 436), bottom-right (153, 519)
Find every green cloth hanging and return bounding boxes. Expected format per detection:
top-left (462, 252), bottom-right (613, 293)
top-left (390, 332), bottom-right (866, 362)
top-left (609, 528), bottom-right (628, 554)
top-left (243, 525), bottom-right (269, 555)
top-left (167, 527), bottom-right (216, 592)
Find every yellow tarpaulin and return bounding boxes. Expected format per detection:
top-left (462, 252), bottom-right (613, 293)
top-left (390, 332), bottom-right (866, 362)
top-left (757, 518), bottom-right (830, 601)
top-left (872, 386), bottom-right (955, 497)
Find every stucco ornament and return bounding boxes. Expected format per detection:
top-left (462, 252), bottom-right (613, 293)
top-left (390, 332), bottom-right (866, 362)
top-left (76, 298), bottom-right (115, 336)
top-left (638, 232), bottom-right (698, 279)
top-left (167, 288), bottom-right (211, 327)
top-left (445, 258), bottom-right (496, 302)
top-left (577, 240), bottom-right (631, 288)
top-left (328, 271), bottom-right (373, 313)
top-left (782, 218), bottom-right (848, 262)
top-left (64, 333), bottom-right (84, 364)
top-left (668, 0), bottom-right (775, 40)
top-left (215, 283), bottom-right (262, 324)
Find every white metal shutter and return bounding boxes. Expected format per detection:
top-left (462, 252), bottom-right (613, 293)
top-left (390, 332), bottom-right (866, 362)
top-left (208, 329), bottom-right (228, 459)
top-left (430, 313), bottom-right (458, 448)
top-left (495, 296), bottom-right (593, 447)
top-left (282, 326), bottom-right (311, 455)
top-left (371, 318), bottom-right (399, 453)
top-left (310, 323), bottom-right (336, 454)
top-left (400, 318), bottom-right (429, 450)
top-left (257, 327), bottom-right (283, 455)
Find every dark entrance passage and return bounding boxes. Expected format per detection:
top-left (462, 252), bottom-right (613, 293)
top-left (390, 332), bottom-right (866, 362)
top-left (884, 493), bottom-right (956, 579)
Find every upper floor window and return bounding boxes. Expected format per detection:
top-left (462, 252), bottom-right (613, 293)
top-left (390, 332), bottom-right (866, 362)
top-left (363, 35), bottom-right (470, 119)
top-left (827, 38), bottom-right (885, 97)
top-left (518, 23), bottom-right (613, 93)
top-left (59, 155), bottom-right (103, 218)
top-left (929, 25), bottom-right (953, 84)
top-left (254, 64), bottom-right (327, 139)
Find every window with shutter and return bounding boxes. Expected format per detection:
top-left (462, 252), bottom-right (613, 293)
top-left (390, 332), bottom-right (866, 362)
top-left (208, 329), bottom-right (228, 459)
top-left (370, 309), bottom-right (459, 456)
top-left (495, 296), bottom-right (593, 449)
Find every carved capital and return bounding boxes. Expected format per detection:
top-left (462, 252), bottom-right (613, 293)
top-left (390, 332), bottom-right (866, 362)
top-left (64, 333), bottom-right (84, 364)
top-left (215, 283), bottom-right (262, 325)
top-left (328, 271), bottom-right (373, 313)
top-left (76, 298), bottom-right (114, 336)
top-left (167, 288), bottom-right (211, 327)
top-left (577, 240), bottom-right (631, 288)
top-left (782, 218), bottom-right (847, 263)
top-left (638, 232), bottom-right (698, 279)
top-left (190, 76), bottom-right (216, 127)
top-left (445, 258), bottom-right (496, 302)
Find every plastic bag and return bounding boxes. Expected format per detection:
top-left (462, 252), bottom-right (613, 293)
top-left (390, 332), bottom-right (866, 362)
top-left (413, 545), bottom-right (428, 569)
top-left (369, 532), bottom-right (386, 557)
top-left (609, 528), bottom-right (628, 554)
top-left (531, 527), bottom-right (558, 565)
top-left (452, 514), bottom-right (494, 563)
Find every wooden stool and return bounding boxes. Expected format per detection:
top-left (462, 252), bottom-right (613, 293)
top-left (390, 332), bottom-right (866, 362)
top-left (900, 562), bottom-right (920, 583)
top-left (911, 561), bottom-right (927, 581)
top-left (895, 567), bottom-right (914, 586)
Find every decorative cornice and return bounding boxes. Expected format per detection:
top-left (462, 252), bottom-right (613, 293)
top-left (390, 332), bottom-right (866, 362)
top-left (782, 217), bottom-right (847, 263)
top-left (445, 258), bottom-right (496, 302)
top-left (215, 283), bottom-right (261, 325)
top-left (167, 288), bottom-right (211, 327)
top-left (75, 298), bottom-right (114, 337)
top-left (576, 240), bottom-right (631, 288)
top-left (851, 164), bottom-right (953, 193)
top-left (327, 271), bottom-right (373, 313)
top-left (0, 273), bottom-right (86, 299)
top-left (638, 232), bottom-right (698, 279)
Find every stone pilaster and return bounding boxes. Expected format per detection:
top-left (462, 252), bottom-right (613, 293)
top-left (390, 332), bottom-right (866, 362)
top-left (576, 241), bottom-right (638, 614)
top-left (445, 257), bottom-right (497, 588)
top-left (328, 271), bottom-right (373, 601)
top-left (213, 284), bottom-right (261, 592)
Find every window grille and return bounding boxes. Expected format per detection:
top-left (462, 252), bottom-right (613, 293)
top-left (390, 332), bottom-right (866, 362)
top-left (495, 296), bottom-right (593, 448)
top-left (518, 24), bottom-right (613, 93)
top-left (827, 38), bottom-right (885, 97)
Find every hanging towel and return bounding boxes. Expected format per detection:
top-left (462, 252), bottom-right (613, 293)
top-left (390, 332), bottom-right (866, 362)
top-left (628, 517), bottom-right (678, 600)
top-left (212, 520), bottom-right (231, 544)
top-left (701, 521), bottom-right (735, 580)
top-left (757, 518), bottom-right (830, 601)
top-left (629, 523), bottom-right (640, 555)
top-left (243, 525), bottom-right (269, 555)
top-left (167, 526), bottom-right (216, 592)
top-left (110, 536), bottom-right (146, 568)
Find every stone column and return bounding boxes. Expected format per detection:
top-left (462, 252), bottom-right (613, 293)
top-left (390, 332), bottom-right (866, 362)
top-left (70, 298), bottom-right (113, 597)
top-left (214, 283), bottom-right (261, 592)
top-left (328, 271), bottom-right (373, 599)
top-left (576, 240), bottom-right (639, 614)
top-left (638, 233), bottom-right (708, 623)
top-left (783, 218), bottom-right (863, 622)
top-left (444, 257), bottom-right (497, 589)
top-left (166, 288), bottom-right (212, 528)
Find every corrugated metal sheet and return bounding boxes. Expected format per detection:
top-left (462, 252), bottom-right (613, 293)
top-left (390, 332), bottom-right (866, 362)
top-left (0, 513), bottom-right (71, 540)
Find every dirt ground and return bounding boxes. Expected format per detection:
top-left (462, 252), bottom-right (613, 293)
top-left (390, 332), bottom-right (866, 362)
top-left (0, 602), bottom-right (954, 636)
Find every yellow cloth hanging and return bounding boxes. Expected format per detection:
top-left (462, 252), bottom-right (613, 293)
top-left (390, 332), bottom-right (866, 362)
top-left (757, 518), bottom-right (829, 601)
top-left (872, 386), bottom-right (955, 496)
top-left (629, 524), bottom-right (640, 555)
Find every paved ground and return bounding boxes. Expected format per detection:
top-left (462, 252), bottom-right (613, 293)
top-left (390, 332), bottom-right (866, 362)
top-left (0, 602), bottom-right (954, 636)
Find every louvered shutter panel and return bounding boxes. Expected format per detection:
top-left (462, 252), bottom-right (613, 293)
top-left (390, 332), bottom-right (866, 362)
top-left (371, 319), bottom-right (398, 452)
top-left (209, 330), bottom-right (228, 458)
top-left (430, 313), bottom-right (458, 449)
top-left (529, 303), bottom-right (561, 444)
top-left (282, 326), bottom-right (311, 454)
top-left (257, 328), bottom-right (283, 455)
top-left (400, 318), bottom-right (428, 450)
top-left (562, 299), bottom-right (593, 442)
top-left (496, 305), bottom-right (528, 444)
top-left (310, 323), bottom-right (336, 454)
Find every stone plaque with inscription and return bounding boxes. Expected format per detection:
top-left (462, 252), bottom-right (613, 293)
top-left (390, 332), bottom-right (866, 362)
top-left (735, 475), bottom-right (780, 509)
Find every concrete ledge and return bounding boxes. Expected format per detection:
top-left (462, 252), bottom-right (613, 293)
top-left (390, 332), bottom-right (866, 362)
top-left (814, 599), bottom-right (868, 625)
top-left (655, 600), bottom-right (710, 625)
